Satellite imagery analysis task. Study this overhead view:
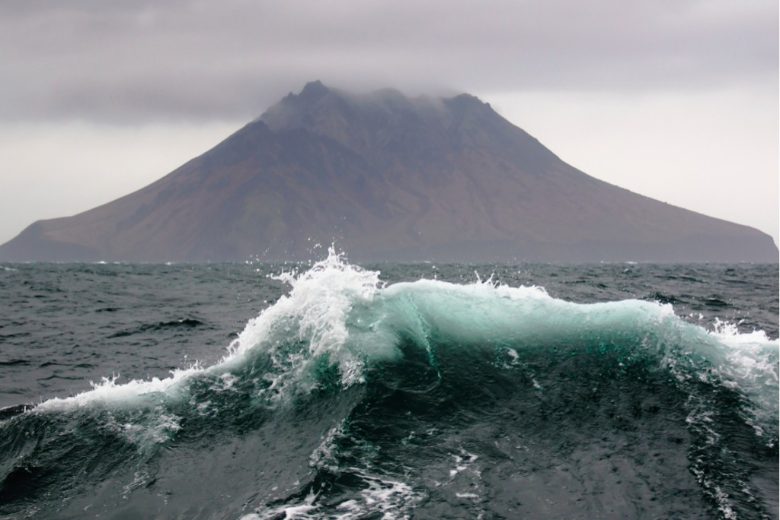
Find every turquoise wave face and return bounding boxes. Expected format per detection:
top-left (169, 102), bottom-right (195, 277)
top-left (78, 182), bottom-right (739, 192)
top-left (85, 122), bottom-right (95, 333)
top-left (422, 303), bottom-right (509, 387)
top-left (0, 252), bottom-right (777, 519)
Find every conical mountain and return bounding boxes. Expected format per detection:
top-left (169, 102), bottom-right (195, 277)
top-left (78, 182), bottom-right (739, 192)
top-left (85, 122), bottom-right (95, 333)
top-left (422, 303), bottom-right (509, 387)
top-left (0, 81), bottom-right (776, 262)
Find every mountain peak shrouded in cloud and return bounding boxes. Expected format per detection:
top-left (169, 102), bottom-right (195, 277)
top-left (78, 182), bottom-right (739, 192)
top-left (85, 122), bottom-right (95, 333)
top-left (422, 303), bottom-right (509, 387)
top-left (0, 82), bottom-right (776, 263)
top-left (2, 1), bottom-right (775, 251)
top-left (298, 80), bottom-right (330, 100)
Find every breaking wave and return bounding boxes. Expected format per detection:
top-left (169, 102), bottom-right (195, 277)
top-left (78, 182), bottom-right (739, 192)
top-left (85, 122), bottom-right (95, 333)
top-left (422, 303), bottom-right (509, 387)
top-left (0, 251), bottom-right (777, 519)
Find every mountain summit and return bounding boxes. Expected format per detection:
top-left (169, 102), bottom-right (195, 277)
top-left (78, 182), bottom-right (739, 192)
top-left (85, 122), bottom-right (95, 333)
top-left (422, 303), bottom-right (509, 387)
top-left (0, 82), bottom-right (776, 262)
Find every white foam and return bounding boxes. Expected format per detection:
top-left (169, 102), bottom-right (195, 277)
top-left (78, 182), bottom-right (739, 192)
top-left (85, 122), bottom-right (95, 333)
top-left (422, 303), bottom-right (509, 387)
top-left (218, 248), bottom-right (396, 399)
top-left (309, 421), bottom-right (345, 473)
top-left (707, 320), bottom-right (778, 388)
top-left (35, 369), bottom-right (200, 412)
top-left (248, 471), bottom-right (421, 520)
top-left (702, 319), bottom-right (779, 437)
top-left (247, 491), bottom-right (319, 520)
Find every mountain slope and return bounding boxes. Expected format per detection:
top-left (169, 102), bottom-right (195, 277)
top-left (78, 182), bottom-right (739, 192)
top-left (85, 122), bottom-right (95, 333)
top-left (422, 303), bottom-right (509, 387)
top-left (0, 81), bottom-right (776, 262)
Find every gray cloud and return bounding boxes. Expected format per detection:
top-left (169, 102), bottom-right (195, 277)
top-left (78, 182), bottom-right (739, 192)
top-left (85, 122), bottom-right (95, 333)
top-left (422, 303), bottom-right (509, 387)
top-left (1, 0), bottom-right (776, 123)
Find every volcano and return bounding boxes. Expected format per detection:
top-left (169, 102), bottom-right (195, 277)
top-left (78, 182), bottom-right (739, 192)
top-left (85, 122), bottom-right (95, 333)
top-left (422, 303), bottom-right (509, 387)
top-left (0, 81), bottom-right (776, 262)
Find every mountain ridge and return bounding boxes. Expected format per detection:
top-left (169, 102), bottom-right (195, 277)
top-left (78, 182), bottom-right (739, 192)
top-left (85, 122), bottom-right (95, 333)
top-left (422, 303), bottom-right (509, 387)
top-left (0, 81), bottom-right (776, 263)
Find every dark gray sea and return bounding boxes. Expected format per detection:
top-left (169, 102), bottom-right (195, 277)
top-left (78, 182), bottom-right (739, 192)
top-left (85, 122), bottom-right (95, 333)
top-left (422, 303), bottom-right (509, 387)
top-left (0, 256), bottom-right (777, 519)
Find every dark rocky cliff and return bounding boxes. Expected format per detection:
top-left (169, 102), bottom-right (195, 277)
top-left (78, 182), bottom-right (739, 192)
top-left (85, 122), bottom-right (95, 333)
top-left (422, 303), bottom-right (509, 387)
top-left (0, 81), bottom-right (776, 262)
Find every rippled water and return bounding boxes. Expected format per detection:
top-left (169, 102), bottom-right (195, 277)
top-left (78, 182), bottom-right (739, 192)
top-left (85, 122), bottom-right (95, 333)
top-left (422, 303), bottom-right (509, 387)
top-left (0, 257), bottom-right (777, 519)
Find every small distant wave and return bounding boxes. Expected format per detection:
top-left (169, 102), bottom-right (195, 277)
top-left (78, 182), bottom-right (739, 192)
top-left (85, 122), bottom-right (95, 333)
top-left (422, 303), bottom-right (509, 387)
top-left (644, 291), bottom-right (681, 305)
top-left (107, 318), bottom-right (206, 338)
top-left (0, 359), bottom-right (30, 367)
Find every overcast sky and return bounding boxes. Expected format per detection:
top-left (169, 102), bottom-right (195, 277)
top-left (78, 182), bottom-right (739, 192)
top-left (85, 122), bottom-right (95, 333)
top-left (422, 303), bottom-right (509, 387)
top-left (1, 0), bottom-right (777, 246)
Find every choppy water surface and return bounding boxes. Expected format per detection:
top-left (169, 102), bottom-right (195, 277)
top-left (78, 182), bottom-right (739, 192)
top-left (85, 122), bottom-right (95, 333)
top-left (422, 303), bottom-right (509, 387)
top-left (0, 256), bottom-right (777, 519)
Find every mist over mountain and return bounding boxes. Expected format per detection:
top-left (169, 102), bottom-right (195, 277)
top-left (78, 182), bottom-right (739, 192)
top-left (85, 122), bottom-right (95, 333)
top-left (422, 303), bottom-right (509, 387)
top-left (0, 81), bottom-right (776, 263)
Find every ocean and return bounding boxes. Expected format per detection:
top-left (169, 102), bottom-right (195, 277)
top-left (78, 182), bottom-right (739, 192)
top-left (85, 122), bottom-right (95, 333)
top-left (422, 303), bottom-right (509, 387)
top-left (0, 252), bottom-right (777, 519)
